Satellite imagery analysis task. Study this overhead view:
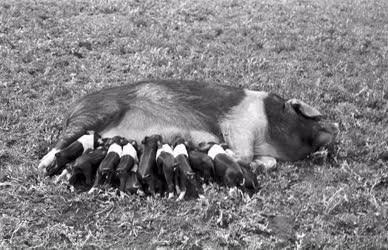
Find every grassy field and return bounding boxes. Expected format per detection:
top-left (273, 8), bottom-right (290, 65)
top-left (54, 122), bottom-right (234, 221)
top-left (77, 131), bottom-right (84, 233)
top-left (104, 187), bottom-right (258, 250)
top-left (1, 0), bottom-right (388, 248)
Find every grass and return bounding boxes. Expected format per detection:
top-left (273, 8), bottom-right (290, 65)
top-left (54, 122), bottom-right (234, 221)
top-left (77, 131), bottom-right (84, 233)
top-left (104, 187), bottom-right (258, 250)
top-left (1, 0), bottom-right (388, 248)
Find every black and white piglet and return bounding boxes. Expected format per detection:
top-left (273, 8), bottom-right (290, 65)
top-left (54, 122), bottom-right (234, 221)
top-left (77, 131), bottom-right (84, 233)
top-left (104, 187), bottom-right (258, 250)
top-left (90, 136), bottom-right (124, 193)
top-left (207, 143), bottom-right (245, 188)
top-left (156, 144), bottom-right (176, 199)
top-left (115, 139), bottom-right (140, 194)
top-left (138, 135), bottom-right (165, 196)
top-left (68, 147), bottom-right (107, 188)
top-left (44, 131), bottom-right (101, 176)
top-left (173, 137), bottom-right (203, 201)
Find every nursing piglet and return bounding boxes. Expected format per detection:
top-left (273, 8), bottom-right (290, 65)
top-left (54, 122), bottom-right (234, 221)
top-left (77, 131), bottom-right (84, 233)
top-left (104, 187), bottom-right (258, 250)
top-left (90, 137), bottom-right (123, 192)
top-left (45, 131), bottom-right (101, 177)
top-left (138, 135), bottom-right (165, 196)
top-left (207, 144), bottom-right (245, 188)
top-left (68, 147), bottom-right (107, 188)
top-left (115, 140), bottom-right (139, 194)
top-left (173, 138), bottom-right (203, 201)
top-left (188, 150), bottom-right (214, 184)
top-left (156, 144), bottom-right (176, 199)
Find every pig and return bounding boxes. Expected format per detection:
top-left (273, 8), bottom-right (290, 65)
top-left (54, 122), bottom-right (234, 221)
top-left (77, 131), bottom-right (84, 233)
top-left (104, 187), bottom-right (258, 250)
top-left (68, 147), bottom-right (107, 188)
top-left (138, 134), bottom-right (165, 196)
top-left (156, 144), bottom-right (176, 199)
top-left (173, 137), bottom-right (203, 201)
top-left (38, 80), bottom-right (335, 173)
top-left (188, 150), bottom-right (214, 184)
top-left (44, 131), bottom-right (102, 177)
top-left (206, 143), bottom-right (245, 188)
top-left (115, 140), bottom-right (139, 193)
top-left (90, 137), bottom-right (124, 193)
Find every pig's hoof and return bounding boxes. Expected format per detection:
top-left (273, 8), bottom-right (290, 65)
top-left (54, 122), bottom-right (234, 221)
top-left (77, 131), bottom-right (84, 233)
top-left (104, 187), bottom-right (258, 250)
top-left (88, 187), bottom-right (98, 194)
top-left (176, 191), bottom-right (186, 201)
top-left (118, 191), bottom-right (128, 199)
top-left (38, 148), bottom-right (59, 170)
top-left (137, 190), bottom-right (145, 196)
top-left (45, 165), bottom-right (63, 177)
top-left (168, 192), bottom-right (174, 199)
top-left (54, 169), bottom-right (71, 184)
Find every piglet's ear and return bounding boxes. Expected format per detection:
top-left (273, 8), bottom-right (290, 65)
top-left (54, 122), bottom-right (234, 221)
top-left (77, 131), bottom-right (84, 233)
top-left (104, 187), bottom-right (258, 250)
top-left (287, 99), bottom-right (323, 119)
top-left (141, 136), bottom-right (148, 144)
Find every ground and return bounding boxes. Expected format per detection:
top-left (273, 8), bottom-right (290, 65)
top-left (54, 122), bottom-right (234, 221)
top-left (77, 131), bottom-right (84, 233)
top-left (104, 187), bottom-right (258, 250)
top-left (1, 0), bottom-right (388, 249)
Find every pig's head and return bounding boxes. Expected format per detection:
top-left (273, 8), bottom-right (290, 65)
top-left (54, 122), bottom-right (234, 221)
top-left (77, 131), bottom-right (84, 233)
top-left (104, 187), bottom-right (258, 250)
top-left (264, 94), bottom-right (336, 161)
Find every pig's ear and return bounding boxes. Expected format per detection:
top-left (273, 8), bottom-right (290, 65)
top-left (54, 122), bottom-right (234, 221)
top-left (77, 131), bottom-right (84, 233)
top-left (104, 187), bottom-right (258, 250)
top-left (141, 136), bottom-right (148, 144)
top-left (287, 99), bottom-right (323, 119)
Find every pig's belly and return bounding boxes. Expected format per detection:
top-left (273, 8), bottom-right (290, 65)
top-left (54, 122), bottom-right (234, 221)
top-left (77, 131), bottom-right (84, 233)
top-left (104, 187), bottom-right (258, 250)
top-left (100, 109), bottom-right (220, 145)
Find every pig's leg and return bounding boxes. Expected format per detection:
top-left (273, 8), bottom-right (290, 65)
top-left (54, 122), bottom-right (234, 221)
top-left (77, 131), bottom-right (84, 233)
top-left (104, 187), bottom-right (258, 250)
top-left (117, 171), bottom-right (129, 192)
top-left (250, 156), bottom-right (277, 174)
top-left (38, 127), bottom-right (86, 171)
top-left (163, 167), bottom-right (175, 199)
top-left (176, 175), bottom-right (187, 201)
top-left (147, 177), bottom-right (156, 196)
top-left (89, 170), bottom-right (104, 193)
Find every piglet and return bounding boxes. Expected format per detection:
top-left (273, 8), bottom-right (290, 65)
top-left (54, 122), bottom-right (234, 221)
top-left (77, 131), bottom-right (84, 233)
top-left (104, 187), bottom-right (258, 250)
top-left (46, 131), bottom-right (102, 177)
top-left (207, 144), bottom-right (245, 188)
top-left (68, 147), bottom-right (107, 188)
top-left (138, 135), bottom-right (165, 196)
top-left (173, 137), bottom-right (203, 201)
top-left (90, 137), bottom-right (124, 193)
top-left (115, 140), bottom-right (139, 194)
top-left (156, 144), bottom-right (176, 199)
top-left (188, 150), bottom-right (215, 184)
top-left (238, 162), bottom-right (259, 196)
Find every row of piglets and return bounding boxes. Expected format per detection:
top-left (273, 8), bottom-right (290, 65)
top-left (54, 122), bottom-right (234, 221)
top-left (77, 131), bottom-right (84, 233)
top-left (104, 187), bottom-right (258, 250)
top-left (48, 132), bottom-right (259, 200)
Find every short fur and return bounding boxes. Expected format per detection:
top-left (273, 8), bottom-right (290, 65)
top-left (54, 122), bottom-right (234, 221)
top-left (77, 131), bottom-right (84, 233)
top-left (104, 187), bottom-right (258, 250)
top-left (115, 140), bottom-right (138, 193)
top-left (93, 143), bottom-right (122, 188)
top-left (156, 146), bottom-right (176, 198)
top-left (188, 151), bottom-right (214, 183)
top-left (69, 147), bottom-right (107, 187)
top-left (138, 135), bottom-right (165, 195)
top-left (173, 139), bottom-right (202, 200)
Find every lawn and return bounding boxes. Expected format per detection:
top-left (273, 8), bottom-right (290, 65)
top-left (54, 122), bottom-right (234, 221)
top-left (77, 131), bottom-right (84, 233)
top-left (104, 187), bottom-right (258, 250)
top-left (1, 0), bottom-right (387, 248)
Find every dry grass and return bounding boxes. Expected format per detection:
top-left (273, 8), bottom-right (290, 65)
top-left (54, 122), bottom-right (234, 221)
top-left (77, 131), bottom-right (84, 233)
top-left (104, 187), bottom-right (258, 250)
top-left (1, 0), bottom-right (387, 248)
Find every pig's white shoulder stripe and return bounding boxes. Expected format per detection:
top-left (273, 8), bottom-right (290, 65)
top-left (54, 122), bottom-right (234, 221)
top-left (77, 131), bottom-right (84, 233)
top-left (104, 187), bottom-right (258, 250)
top-left (77, 134), bottom-right (94, 152)
top-left (38, 148), bottom-right (60, 170)
top-left (122, 143), bottom-right (138, 161)
top-left (208, 144), bottom-right (226, 160)
top-left (156, 144), bottom-right (174, 159)
top-left (162, 144), bottom-right (174, 155)
top-left (108, 143), bottom-right (122, 157)
top-left (173, 144), bottom-right (188, 158)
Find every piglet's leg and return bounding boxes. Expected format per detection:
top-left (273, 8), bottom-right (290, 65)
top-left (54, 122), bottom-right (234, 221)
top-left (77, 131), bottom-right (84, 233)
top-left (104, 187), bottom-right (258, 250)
top-left (176, 175), bottom-right (187, 202)
top-left (38, 148), bottom-right (59, 170)
top-left (250, 156), bottom-right (277, 173)
top-left (38, 127), bottom-right (86, 171)
top-left (117, 171), bottom-right (129, 192)
top-left (89, 171), bottom-right (104, 193)
top-left (163, 169), bottom-right (175, 199)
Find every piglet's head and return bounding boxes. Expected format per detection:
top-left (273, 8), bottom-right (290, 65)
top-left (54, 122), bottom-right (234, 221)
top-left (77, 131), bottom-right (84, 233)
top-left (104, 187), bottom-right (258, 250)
top-left (264, 94), bottom-right (336, 161)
